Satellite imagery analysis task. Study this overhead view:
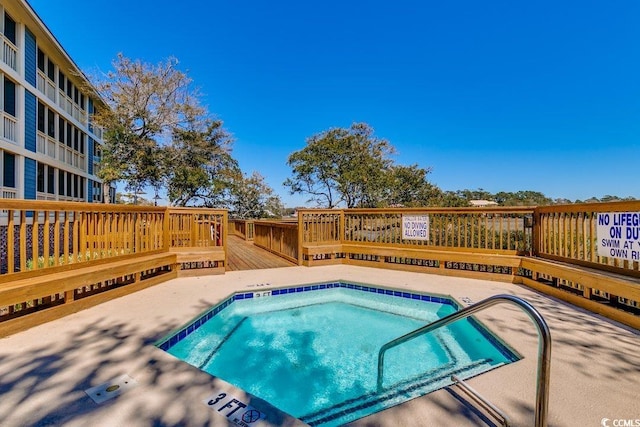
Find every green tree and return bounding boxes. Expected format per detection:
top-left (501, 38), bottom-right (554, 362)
top-left (385, 164), bottom-right (440, 207)
top-left (91, 54), bottom-right (213, 202)
top-left (230, 172), bottom-right (283, 219)
top-left (284, 123), bottom-right (396, 208)
top-left (165, 118), bottom-right (238, 207)
top-left (432, 190), bottom-right (468, 207)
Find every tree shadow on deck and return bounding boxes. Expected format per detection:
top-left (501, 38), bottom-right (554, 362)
top-left (0, 309), bottom-right (299, 427)
top-left (472, 286), bottom-right (640, 426)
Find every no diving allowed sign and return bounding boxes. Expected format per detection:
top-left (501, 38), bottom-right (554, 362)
top-left (402, 215), bottom-right (429, 241)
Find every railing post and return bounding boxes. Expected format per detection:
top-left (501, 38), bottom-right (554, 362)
top-left (163, 207), bottom-right (171, 250)
top-left (297, 211), bottom-right (304, 265)
top-left (532, 207), bottom-right (541, 258)
top-left (223, 211), bottom-right (229, 268)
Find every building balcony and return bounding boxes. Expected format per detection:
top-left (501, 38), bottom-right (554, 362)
top-left (1, 36), bottom-right (17, 72)
top-left (2, 113), bottom-right (17, 143)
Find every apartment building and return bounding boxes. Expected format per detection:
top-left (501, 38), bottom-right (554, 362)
top-left (0, 0), bottom-right (112, 203)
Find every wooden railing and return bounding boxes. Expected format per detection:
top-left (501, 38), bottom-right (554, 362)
top-left (229, 219), bottom-right (255, 241)
top-left (535, 201), bottom-right (640, 276)
top-left (300, 210), bottom-right (342, 244)
top-left (0, 200), bottom-right (168, 275)
top-left (1, 200), bottom-right (638, 332)
top-left (297, 206), bottom-right (640, 329)
top-left (342, 208), bottom-right (533, 254)
top-left (168, 208), bottom-right (226, 248)
top-left (0, 201), bottom-right (228, 335)
top-left (254, 220), bottom-right (299, 264)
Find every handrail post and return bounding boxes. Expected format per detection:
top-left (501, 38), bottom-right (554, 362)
top-left (297, 211), bottom-right (304, 265)
top-left (377, 294), bottom-right (551, 427)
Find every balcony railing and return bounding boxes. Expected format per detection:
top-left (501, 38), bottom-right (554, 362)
top-left (2, 37), bottom-right (17, 71)
top-left (0, 187), bottom-right (17, 199)
top-left (56, 89), bottom-right (87, 126)
top-left (37, 71), bottom-right (56, 102)
top-left (2, 114), bottom-right (17, 143)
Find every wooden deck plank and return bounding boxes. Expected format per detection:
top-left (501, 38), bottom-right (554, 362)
top-left (226, 235), bottom-right (296, 271)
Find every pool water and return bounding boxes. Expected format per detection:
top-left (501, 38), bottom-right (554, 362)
top-left (159, 283), bottom-right (519, 426)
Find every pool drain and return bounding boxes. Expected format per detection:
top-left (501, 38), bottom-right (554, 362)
top-left (85, 374), bottom-right (138, 404)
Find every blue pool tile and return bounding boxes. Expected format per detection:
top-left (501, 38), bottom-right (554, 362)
top-left (179, 330), bottom-right (186, 340)
top-left (433, 297), bottom-right (443, 303)
top-left (385, 290), bottom-right (393, 295)
top-left (169, 335), bottom-right (178, 346)
top-left (187, 324), bottom-right (194, 333)
top-left (361, 286), bottom-right (368, 291)
top-left (377, 289), bottom-right (385, 294)
top-left (312, 285), bottom-right (318, 290)
top-left (402, 292), bottom-right (411, 298)
top-left (244, 293), bottom-right (253, 299)
top-left (236, 294), bottom-right (244, 300)
top-left (411, 294), bottom-right (421, 300)
top-left (304, 286), bottom-right (311, 291)
top-left (159, 342), bottom-right (169, 351)
top-left (319, 284), bottom-right (326, 289)
top-left (369, 287), bottom-right (377, 293)
top-left (272, 289), bottom-right (280, 295)
top-left (296, 287), bottom-right (303, 292)
top-left (421, 295), bottom-right (431, 302)
top-left (393, 291), bottom-right (402, 297)
top-left (195, 319), bottom-right (201, 328)
top-left (347, 284), bottom-right (355, 289)
top-left (354, 285), bottom-right (362, 290)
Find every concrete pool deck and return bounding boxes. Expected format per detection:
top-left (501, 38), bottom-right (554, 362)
top-left (0, 265), bottom-right (638, 426)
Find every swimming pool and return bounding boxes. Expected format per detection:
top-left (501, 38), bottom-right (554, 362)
top-left (157, 281), bottom-right (520, 426)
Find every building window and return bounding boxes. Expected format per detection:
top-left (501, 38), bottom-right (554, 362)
top-left (37, 162), bottom-right (45, 192)
top-left (3, 12), bottom-right (16, 45)
top-left (47, 109), bottom-right (55, 137)
top-left (47, 165), bottom-right (55, 194)
top-left (58, 169), bottom-right (64, 195)
top-left (66, 171), bottom-right (72, 196)
top-left (37, 48), bottom-right (45, 72)
top-left (2, 152), bottom-right (16, 188)
top-left (92, 181), bottom-right (102, 202)
top-left (3, 78), bottom-right (16, 117)
top-left (58, 71), bottom-right (65, 90)
top-left (47, 59), bottom-right (55, 81)
top-left (37, 101), bottom-right (45, 133)
top-left (66, 123), bottom-right (72, 147)
top-left (58, 117), bottom-right (65, 143)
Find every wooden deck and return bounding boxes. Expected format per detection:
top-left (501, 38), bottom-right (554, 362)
top-left (226, 235), bottom-right (297, 271)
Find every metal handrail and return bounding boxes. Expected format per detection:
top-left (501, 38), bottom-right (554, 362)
top-left (376, 294), bottom-right (551, 427)
top-left (451, 375), bottom-right (510, 426)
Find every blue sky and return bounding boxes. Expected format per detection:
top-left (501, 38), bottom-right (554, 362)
top-left (28, 0), bottom-right (640, 206)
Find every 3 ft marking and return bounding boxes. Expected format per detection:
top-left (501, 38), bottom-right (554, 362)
top-left (204, 392), bottom-right (265, 426)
